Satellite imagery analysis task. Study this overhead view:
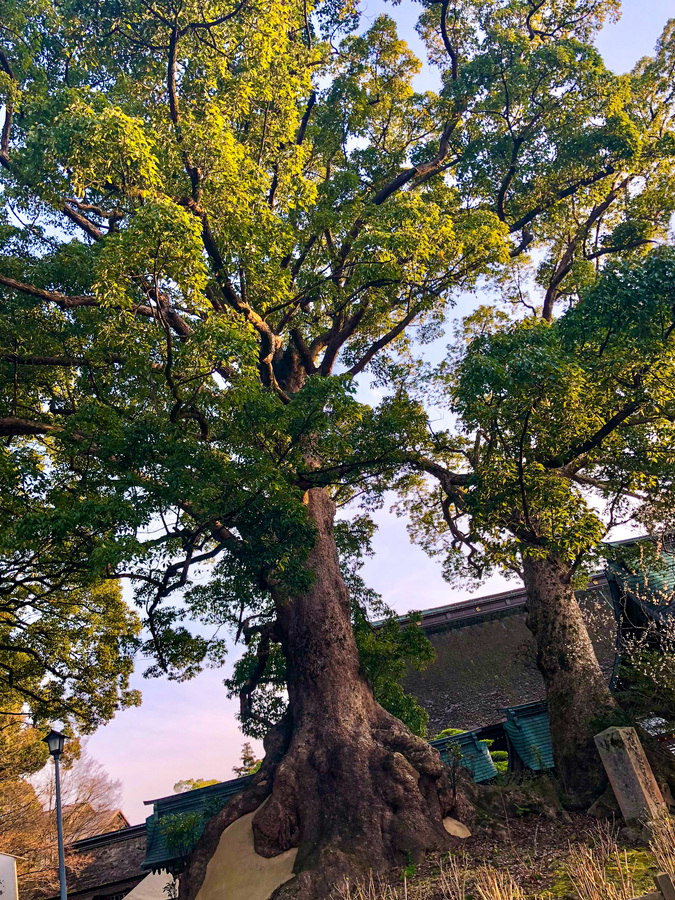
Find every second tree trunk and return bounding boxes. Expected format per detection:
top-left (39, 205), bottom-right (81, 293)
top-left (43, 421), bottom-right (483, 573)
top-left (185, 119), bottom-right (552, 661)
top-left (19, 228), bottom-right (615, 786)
top-left (522, 552), bottom-right (616, 806)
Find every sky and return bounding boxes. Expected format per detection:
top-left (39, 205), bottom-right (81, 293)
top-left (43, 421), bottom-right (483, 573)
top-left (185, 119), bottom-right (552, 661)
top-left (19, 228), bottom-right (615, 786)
top-left (84, 0), bottom-right (675, 823)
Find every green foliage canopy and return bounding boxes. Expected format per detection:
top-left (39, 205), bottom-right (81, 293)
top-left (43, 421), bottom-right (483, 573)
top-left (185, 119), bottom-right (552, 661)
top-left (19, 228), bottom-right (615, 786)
top-left (401, 247), bottom-right (675, 585)
top-left (1, 0), bottom-right (667, 732)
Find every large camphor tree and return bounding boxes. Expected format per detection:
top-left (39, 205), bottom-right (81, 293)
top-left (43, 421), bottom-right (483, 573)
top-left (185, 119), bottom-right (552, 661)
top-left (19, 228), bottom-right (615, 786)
top-left (0, 0), bottom-right (662, 891)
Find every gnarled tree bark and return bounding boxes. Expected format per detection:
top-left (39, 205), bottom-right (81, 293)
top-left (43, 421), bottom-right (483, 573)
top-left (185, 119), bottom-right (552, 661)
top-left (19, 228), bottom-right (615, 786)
top-left (180, 488), bottom-right (472, 900)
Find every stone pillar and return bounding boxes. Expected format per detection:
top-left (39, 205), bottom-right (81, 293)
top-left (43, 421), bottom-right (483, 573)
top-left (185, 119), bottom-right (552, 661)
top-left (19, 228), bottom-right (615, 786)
top-left (594, 726), bottom-right (667, 825)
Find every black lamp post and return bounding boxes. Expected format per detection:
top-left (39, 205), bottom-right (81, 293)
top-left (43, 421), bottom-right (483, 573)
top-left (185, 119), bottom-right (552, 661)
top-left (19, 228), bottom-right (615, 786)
top-left (43, 729), bottom-right (67, 900)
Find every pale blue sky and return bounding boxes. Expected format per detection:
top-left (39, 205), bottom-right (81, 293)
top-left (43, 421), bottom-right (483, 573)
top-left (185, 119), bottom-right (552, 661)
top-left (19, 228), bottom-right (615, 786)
top-left (85, 0), bottom-right (674, 822)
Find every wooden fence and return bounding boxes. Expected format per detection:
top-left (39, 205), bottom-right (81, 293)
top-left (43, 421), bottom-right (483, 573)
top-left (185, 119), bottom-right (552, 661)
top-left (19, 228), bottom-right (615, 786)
top-left (635, 873), bottom-right (675, 900)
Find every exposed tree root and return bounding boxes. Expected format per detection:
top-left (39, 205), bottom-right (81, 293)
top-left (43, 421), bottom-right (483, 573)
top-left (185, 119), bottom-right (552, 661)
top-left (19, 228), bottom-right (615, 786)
top-left (262, 728), bottom-right (471, 900)
top-left (179, 712), bottom-right (473, 900)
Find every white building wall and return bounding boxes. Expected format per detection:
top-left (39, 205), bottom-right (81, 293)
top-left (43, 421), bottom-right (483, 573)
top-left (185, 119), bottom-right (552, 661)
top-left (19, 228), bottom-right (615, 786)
top-left (0, 853), bottom-right (18, 900)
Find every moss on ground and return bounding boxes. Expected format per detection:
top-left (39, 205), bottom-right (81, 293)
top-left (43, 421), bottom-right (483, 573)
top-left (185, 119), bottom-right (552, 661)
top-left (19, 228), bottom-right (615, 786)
top-left (526, 849), bottom-right (657, 899)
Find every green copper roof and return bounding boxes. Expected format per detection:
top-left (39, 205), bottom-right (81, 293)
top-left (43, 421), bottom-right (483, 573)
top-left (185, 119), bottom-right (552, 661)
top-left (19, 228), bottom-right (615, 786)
top-left (429, 731), bottom-right (498, 783)
top-left (606, 545), bottom-right (675, 618)
top-left (142, 775), bottom-right (253, 873)
top-left (503, 701), bottom-right (554, 771)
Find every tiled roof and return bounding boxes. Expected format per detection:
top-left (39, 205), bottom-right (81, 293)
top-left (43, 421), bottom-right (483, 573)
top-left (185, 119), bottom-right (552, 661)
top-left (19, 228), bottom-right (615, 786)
top-left (503, 701), bottom-right (554, 771)
top-left (142, 775), bottom-right (253, 874)
top-left (402, 583), bottom-right (618, 735)
top-left (395, 575), bottom-right (609, 635)
top-left (71, 822), bottom-right (146, 851)
top-left (429, 731), bottom-right (498, 783)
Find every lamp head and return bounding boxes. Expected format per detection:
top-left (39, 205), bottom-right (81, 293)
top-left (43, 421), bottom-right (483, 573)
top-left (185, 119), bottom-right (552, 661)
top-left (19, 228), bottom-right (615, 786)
top-left (43, 729), bottom-right (66, 758)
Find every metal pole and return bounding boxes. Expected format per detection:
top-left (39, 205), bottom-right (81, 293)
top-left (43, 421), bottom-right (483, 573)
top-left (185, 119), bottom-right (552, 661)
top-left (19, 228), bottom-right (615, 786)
top-left (54, 753), bottom-right (67, 900)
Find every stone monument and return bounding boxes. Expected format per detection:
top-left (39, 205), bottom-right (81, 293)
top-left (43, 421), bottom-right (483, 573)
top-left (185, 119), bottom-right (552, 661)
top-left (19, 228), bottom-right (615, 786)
top-left (594, 726), bottom-right (667, 826)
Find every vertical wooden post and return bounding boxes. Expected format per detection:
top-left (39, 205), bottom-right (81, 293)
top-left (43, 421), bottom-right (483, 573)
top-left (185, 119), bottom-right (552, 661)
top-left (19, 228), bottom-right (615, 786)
top-left (634, 874), bottom-right (675, 900)
top-left (654, 873), bottom-right (675, 900)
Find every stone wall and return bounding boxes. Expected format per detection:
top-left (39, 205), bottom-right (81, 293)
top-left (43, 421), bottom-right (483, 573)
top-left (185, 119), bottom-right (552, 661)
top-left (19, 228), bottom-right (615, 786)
top-left (402, 586), bottom-right (618, 736)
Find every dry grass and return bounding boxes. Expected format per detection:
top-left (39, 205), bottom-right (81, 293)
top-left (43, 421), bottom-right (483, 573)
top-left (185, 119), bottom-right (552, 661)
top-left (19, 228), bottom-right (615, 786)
top-left (334, 856), bottom-right (526, 900)
top-left (440, 855), bottom-right (468, 899)
top-left (474, 866), bottom-right (526, 900)
top-left (333, 815), bottom-right (675, 900)
top-left (648, 810), bottom-right (675, 876)
top-left (563, 843), bottom-right (638, 900)
top-left (333, 872), bottom-right (425, 900)
top-left (333, 857), bottom-right (469, 900)
top-left (333, 873), bottom-right (394, 900)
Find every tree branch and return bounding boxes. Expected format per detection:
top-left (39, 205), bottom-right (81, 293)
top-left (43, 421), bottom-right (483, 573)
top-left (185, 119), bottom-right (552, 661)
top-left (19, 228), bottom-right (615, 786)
top-left (168, 25), bottom-right (180, 125)
top-left (509, 165), bottom-right (616, 234)
top-left (0, 273), bottom-right (99, 308)
top-left (0, 417), bottom-right (59, 437)
top-left (439, 0), bottom-right (458, 80)
top-left (542, 399), bottom-right (641, 468)
top-left (62, 203), bottom-right (105, 241)
top-left (0, 48), bottom-right (15, 170)
top-left (239, 619), bottom-right (280, 726)
top-left (347, 305), bottom-right (421, 377)
top-left (407, 455), bottom-right (471, 491)
top-left (186, 207), bottom-right (289, 399)
top-left (0, 273), bottom-right (204, 352)
top-left (567, 471), bottom-right (645, 500)
top-left (290, 328), bottom-right (317, 374)
top-left (541, 176), bottom-right (631, 321)
top-left (371, 117), bottom-right (460, 207)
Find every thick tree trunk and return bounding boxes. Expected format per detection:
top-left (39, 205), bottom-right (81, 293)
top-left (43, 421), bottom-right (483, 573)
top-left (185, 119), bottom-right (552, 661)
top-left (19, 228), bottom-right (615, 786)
top-left (180, 488), bottom-right (470, 900)
top-left (522, 553), bottom-right (616, 807)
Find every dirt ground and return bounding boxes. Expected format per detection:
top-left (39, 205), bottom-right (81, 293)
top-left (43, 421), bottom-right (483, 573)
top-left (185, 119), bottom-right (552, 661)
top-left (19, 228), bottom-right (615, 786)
top-left (357, 799), bottom-right (660, 899)
top-left (415, 812), bottom-right (636, 897)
